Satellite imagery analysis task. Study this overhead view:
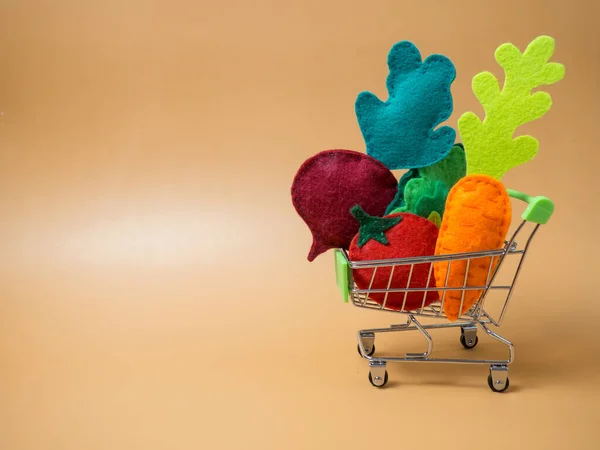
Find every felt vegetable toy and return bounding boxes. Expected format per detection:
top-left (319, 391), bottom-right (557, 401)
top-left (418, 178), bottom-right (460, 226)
top-left (434, 35), bottom-right (565, 321)
top-left (386, 144), bottom-right (467, 219)
top-left (385, 168), bottom-right (419, 213)
top-left (348, 206), bottom-right (439, 311)
top-left (427, 211), bottom-right (442, 228)
top-left (355, 41), bottom-right (457, 170)
top-left (291, 149), bottom-right (398, 262)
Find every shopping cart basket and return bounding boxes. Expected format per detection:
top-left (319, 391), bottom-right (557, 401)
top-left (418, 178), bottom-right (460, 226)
top-left (334, 190), bottom-right (554, 392)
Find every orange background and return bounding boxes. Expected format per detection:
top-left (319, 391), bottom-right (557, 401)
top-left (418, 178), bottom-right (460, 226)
top-left (1, 1), bottom-right (599, 449)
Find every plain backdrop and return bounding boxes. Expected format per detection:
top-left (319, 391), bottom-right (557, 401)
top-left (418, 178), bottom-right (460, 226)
top-left (1, 1), bottom-right (599, 449)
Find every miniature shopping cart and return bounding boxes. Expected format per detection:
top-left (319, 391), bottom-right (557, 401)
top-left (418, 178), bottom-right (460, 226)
top-left (334, 190), bottom-right (554, 392)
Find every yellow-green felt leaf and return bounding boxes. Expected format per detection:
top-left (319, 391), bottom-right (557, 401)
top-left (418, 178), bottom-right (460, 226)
top-left (459, 35), bottom-right (565, 180)
top-left (427, 211), bottom-right (442, 228)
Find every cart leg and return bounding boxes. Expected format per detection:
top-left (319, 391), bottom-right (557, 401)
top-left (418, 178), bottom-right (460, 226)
top-left (357, 332), bottom-right (375, 357)
top-left (405, 315), bottom-right (433, 358)
top-left (478, 323), bottom-right (514, 364)
top-left (488, 365), bottom-right (510, 392)
top-left (368, 361), bottom-right (388, 388)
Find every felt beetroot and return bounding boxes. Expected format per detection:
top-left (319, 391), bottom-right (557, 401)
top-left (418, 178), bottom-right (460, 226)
top-left (291, 149), bottom-right (398, 262)
top-left (348, 207), bottom-right (439, 311)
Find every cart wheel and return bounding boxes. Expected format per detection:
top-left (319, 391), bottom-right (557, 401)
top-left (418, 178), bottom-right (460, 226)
top-left (357, 343), bottom-right (376, 357)
top-left (459, 334), bottom-right (479, 349)
top-left (488, 374), bottom-right (510, 392)
top-left (368, 370), bottom-right (388, 388)
top-left (488, 364), bottom-right (509, 392)
top-left (460, 326), bottom-right (478, 349)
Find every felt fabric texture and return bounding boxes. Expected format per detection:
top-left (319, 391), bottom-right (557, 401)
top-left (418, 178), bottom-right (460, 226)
top-left (385, 168), bottom-right (419, 214)
top-left (434, 175), bottom-right (512, 321)
top-left (418, 143), bottom-right (466, 188)
top-left (458, 35), bottom-right (565, 180)
top-left (350, 205), bottom-right (402, 248)
top-left (355, 41), bottom-right (457, 170)
top-left (385, 144), bottom-right (466, 218)
top-left (349, 212), bottom-right (439, 311)
top-left (427, 211), bottom-right (442, 228)
top-left (405, 179), bottom-right (447, 219)
top-left (291, 149), bottom-right (398, 262)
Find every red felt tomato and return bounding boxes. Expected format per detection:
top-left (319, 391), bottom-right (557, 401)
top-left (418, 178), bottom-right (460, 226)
top-left (348, 209), bottom-right (439, 311)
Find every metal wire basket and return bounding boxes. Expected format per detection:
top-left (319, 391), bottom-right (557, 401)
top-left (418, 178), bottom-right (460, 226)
top-left (334, 189), bottom-right (554, 392)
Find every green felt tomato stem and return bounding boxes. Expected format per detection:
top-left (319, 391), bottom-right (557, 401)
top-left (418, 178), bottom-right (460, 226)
top-left (349, 205), bottom-right (402, 248)
top-left (458, 35), bottom-right (565, 180)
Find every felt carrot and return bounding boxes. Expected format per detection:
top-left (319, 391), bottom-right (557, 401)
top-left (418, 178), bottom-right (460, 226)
top-left (434, 35), bottom-right (565, 321)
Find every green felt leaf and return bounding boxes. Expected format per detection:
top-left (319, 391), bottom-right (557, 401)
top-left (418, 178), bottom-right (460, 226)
top-left (385, 168), bottom-right (419, 215)
top-left (387, 144), bottom-right (465, 219)
top-left (350, 205), bottom-right (402, 248)
top-left (418, 144), bottom-right (466, 188)
top-left (458, 35), bottom-right (565, 180)
top-left (404, 179), bottom-right (448, 219)
top-left (388, 206), bottom-right (405, 215)
top-left (416, 181), bottom-right (448, 218)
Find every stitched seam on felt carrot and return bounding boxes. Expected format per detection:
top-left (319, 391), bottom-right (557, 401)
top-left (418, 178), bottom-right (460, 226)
top-left (442, 177), bottom-right (509, 315)
top-left (454, 178), bottom-right (509, 316)
top-left (434, 175), bottom-right (511, 319)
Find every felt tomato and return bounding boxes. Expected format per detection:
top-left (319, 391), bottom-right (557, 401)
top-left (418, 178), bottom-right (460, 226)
top-left (348, 206), bottom-right (439, 311)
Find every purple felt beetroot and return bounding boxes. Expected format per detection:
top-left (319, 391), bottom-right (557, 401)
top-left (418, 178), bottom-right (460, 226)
top-left (291, 149), bottom-right (398, 261)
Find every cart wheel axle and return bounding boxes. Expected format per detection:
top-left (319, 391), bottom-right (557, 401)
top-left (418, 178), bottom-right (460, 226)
top-left (488, 365), bottom-right (510, 392)
top-left (460, 334), bottom-right (479, 349)
top-left (357, 333), bottom-right (375, 358)
top-left (357, 343), bottom-right (376, 357)
top-left (488, 374), bottom-right (510, 392)
top-left (460, 326), bottom-right (479, 349)
top-left (368, 369), bottom-right (388, 388)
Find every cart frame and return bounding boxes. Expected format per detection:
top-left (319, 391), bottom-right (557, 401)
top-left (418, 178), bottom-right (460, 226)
top-left (333, 189), bottom-right (554, 391)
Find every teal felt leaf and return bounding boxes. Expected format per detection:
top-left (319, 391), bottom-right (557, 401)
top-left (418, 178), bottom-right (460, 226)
top-left (355, 41), bottom-right (457, 170)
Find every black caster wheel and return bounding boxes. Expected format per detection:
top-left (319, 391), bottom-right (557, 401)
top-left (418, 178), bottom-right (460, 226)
top-left (368, 370), bottom-right (388, 388)
top-left (357, 343), bottom-right (375, 357)
top-left (488, 374), bottom-right (510, 392)
top-left (460, 334), bottom-right (479, 349)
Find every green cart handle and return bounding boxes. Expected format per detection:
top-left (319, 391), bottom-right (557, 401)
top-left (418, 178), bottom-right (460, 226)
top-left (506, 189), bottom-right (554, 225)
top-left (334, 249), bottom-right (350, 303)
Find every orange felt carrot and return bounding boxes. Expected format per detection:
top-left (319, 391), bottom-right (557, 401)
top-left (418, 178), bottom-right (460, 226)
top-left (434, 175), bottom-right (511, 320)
top-left (434, 36), bottom-right (565, 321)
